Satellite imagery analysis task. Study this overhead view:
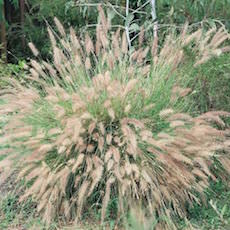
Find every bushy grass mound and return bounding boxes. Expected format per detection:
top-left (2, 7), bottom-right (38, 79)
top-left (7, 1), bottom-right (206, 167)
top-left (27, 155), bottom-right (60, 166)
top-left (1, 9), bottom-right (230, 226)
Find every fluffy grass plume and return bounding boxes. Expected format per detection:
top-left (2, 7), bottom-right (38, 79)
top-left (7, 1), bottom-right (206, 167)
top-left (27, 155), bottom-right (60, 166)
top-left (1, 8), bottom-right (230, 225)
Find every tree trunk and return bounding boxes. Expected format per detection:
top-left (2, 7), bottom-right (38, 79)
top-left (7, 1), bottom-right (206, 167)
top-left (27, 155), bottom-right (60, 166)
top-left (19, 0), bottom-right (25, 50)
top-left (0, 1), bottom-right (7, 62)
top-left (5, 0), bottom-right (12, 23)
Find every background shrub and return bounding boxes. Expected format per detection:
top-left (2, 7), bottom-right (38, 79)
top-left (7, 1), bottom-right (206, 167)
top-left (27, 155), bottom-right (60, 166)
top-left (2, 0), bottom-right (230, 61)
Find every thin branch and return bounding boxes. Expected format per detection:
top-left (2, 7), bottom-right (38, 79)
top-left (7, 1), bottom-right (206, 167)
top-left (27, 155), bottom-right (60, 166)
top-left (130, 21), bottom-right (158, 43)
top-left (150, 0), bottom-right (157, 21)
top-left (125, 0), bottom-right (131, 50)
top-left (132, 0), bottom-right (151, 14)
top-left (151, 0), bottom-right (158, 38)
top-left (84, 24), bottom-right (125, 29)
top-left (107, 2), bottom-right (126, 20)
top-left (74, 2), bottom-right (147, 15)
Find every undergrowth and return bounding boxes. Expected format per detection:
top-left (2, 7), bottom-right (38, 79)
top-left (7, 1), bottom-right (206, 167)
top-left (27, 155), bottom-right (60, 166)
top-left (0, 180), bottom-right (229, 230)
top-left (178, 52), bottom-right (230, 114)
top-left (189, 181), bottom-right (230, 229)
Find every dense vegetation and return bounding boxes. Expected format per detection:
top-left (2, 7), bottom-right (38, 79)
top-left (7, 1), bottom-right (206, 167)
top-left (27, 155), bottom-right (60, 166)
top-left (0, 1), bottom-right (230, 229)
top-left (1, 0), bottom-right (230, 61)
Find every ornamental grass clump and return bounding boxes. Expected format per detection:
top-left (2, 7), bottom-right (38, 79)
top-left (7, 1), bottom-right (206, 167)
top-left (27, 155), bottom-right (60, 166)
top-left (1, 8), bottom-right (230, 225)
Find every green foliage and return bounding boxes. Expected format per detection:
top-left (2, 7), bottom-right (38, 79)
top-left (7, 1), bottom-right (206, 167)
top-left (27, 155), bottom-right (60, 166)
top-left (177, 52), bottom-right (230, 114)
top-left (5, 0), bottom-right (230, 60)
top-left (0, 194), bottom-right (19, 228)
top-left (0, 178), bottom-right (37, 229)
top-left (0, 192), bottom-right (57, 230)
top-left (8, 0), bottom-right (100, 60)
top-left (0, 59), bottom-right (26, 88)
top-left (157, 0), bottom-right (230, 25)
top-left (186, 181), bottom-right (230, 229)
